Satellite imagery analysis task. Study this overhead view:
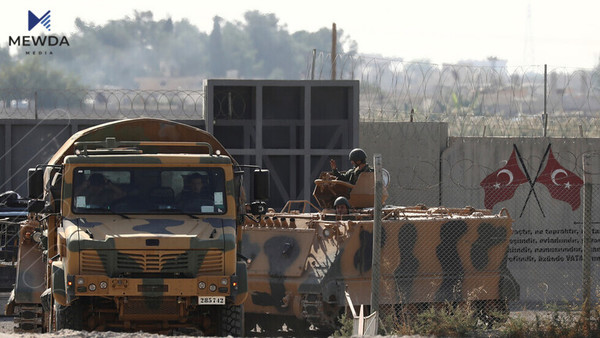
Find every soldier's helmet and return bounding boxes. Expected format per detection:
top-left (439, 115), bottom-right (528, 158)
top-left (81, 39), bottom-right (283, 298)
top-left (349, 148), bottom-right (367, 163)
top-left (333, 196), bottom-right (351, 209)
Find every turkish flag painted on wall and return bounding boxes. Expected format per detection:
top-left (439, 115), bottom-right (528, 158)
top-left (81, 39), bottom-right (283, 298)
top-left (536, 149), bottom-right (583, 210)
top-left (480, 149), bottom-right (529, 209)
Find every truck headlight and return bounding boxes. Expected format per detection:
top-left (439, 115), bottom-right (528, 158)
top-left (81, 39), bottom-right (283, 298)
top-left (32, 232), bottom-right (42, 243)
top-left (198, 281), bottom-right (206, 289)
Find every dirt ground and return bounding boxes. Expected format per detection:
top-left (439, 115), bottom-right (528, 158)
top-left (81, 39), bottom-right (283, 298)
top-left (0, 316), bottom-right (201, 338)
top-left (0, 312), bottom-right (551, 338)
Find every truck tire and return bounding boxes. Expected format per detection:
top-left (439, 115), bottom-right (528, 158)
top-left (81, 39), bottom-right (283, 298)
top-left (55, 299), bottom-right (83, 331)
top-left (219, 303), bottom-right (243, 337)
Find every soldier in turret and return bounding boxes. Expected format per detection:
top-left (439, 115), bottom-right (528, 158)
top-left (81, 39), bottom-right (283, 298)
top-left (334, 196), bottom-right (351, 215)
top-left (329, 148), bottom-right (373, 185)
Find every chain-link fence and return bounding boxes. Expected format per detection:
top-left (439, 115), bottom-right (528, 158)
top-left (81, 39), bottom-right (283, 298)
top-left (371, 180), bottom-right (518, 332)
top-left (308, 50), bottom-right (600, 137)
top-left (581, 153), bottom-right (600, 332)
top-left (368, 148), bottom-right (599, 334)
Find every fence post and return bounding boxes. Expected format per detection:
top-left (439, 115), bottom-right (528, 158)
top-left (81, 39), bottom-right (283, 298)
top-left (311, 49), bottom-right (316, 80)
top-left (371, 154), bottom-right (382, 325)
top-left (34, 91), bottom-right (38, 120)
top-left (543, 64), bottom-right (548, 137)
top-left (582, 154), bottom-right (596, 332)
top-left (331, 23), bottom-right (337, 80)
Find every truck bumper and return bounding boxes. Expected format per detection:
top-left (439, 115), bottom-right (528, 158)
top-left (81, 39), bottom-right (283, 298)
top-left (66, 274), bottom-right (238, 299)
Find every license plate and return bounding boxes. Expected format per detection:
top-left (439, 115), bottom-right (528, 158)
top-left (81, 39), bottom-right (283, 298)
top-left (198, 296), bottom-right (225, 305)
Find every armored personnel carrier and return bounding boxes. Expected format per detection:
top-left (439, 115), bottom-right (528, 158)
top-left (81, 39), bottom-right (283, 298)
top-left (242, 171), bottom-right (518, 335)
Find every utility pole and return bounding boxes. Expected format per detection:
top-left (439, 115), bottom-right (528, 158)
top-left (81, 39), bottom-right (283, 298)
top-left (371, 154), bottom-right (383, 326)
top-left (331, 23), bottom-right (337, 80)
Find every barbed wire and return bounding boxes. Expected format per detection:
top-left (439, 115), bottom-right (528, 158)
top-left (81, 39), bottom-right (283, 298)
top-left (308, 50), bottom-right (600, 137)
top-left (3, 52), bottom-right (600, 138)
top-left (0, 89), bottom-right (204, 120)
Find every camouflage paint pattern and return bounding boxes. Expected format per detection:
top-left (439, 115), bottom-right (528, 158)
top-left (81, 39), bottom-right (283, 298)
top-left (242, 202), bottom-right (517, 332)
top-left (47, 118), bottom-right (236, 167)
top-left (313, 171), bottom-right (388, 208)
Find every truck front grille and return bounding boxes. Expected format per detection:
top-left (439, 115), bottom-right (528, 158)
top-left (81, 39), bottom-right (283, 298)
top-left (197, 250), bottom-right (224, 274)
top-left (117, 250), bottom-right (189, 273)
top-left (80, 251), bottom-right (108, 274)
top-left (80, 249), bottom-right (224, 277)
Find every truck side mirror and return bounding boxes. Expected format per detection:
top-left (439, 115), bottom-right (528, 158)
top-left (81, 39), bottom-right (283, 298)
top-left (253, 169), bottom-right (269, 201)
top-left (28, 167), bottom-right (44, 199)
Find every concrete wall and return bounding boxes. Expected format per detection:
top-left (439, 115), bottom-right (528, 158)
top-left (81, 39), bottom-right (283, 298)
top-left (360, 122), bottom-right (447, 207)
top-left (359, 123), bottom-right (599, 307)
top-left (441, 137), bottom-right (599, 306)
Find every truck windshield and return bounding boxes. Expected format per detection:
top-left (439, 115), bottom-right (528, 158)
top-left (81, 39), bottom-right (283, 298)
top-left (72, 167), bottom-right (227, 215)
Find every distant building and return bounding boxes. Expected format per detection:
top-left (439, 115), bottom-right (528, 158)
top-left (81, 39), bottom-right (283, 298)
top-left (455, 57), bottom-right (508, 70)
top-left (134, 77), bottom-right (204, 90)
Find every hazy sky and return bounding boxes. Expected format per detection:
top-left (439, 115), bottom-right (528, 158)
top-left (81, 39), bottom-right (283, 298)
top-left (3, 0), bottom-right (600, 69)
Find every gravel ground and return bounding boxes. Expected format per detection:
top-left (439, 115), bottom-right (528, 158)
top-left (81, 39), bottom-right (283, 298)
top-left (0, 317), bottom-right (200, 338)
top-left (0, 311), bottom-right (570, 337)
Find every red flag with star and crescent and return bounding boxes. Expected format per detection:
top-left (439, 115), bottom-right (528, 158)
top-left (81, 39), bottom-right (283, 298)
top-left (536, 149), bottom-right (583, 210)
top-left (480, 149), bottom-right (529, 209)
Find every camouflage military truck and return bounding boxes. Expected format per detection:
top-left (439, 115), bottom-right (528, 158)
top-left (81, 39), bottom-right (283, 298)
top-left (7, 118), bottom-right (260, 335)
top-left (242, 171), bottom-right (519, 335)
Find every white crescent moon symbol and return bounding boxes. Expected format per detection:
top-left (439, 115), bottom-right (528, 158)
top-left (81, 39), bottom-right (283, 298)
top-left (551, 169), bottom-right (567, 186)
top-left (497, 169), bottom-right (514, 186)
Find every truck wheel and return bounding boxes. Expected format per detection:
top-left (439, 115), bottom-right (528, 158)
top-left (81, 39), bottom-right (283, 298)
top-left (219, 303), bottom-right (243, 337)
top-left (55, 299), bottom-right (83, 331)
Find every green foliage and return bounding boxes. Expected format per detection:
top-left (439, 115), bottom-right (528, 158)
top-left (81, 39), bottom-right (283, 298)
top-left (51, 11), bottom-right (198, 87)
top-left (411, 303), bottom-right (481, 337)
top-left (333, 312), bottom-right (354, 337)
top-left (209, 16), bottom-right (225, 77)
top-left (376, 300), bottom-right (600, 338)
top-left (6, 10), bottom-right (357, 88)
top-left (0, 57), bottom-right (79, 89)
top-left (0, 48), bottom-right (11, 68)
top-left (500, 302), bottom-right (600, 338)
top-left (0, 57), bottom-right (84, 109)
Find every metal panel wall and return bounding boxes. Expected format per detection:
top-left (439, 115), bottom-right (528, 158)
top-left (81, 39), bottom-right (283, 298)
top-left (204, 80), bottom-right (360, 209)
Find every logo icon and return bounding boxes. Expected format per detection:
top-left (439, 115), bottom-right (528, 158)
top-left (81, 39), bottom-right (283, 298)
top-left (28, 10), bottom-right (51, 31)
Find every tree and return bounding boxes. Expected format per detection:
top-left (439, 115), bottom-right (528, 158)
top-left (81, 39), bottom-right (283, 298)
top-left (2, 11), bottom-right (361, 88)
top-left (209, 16), bottom-right (225, 77)
top-left (242, 11), bottom-right (295, 78)
top-left (0, 47), bottom-right (11, 68)
top-left (50, 11), bottom-right (201, 87)
top-left (0, 58), bottom-right (84, 109)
